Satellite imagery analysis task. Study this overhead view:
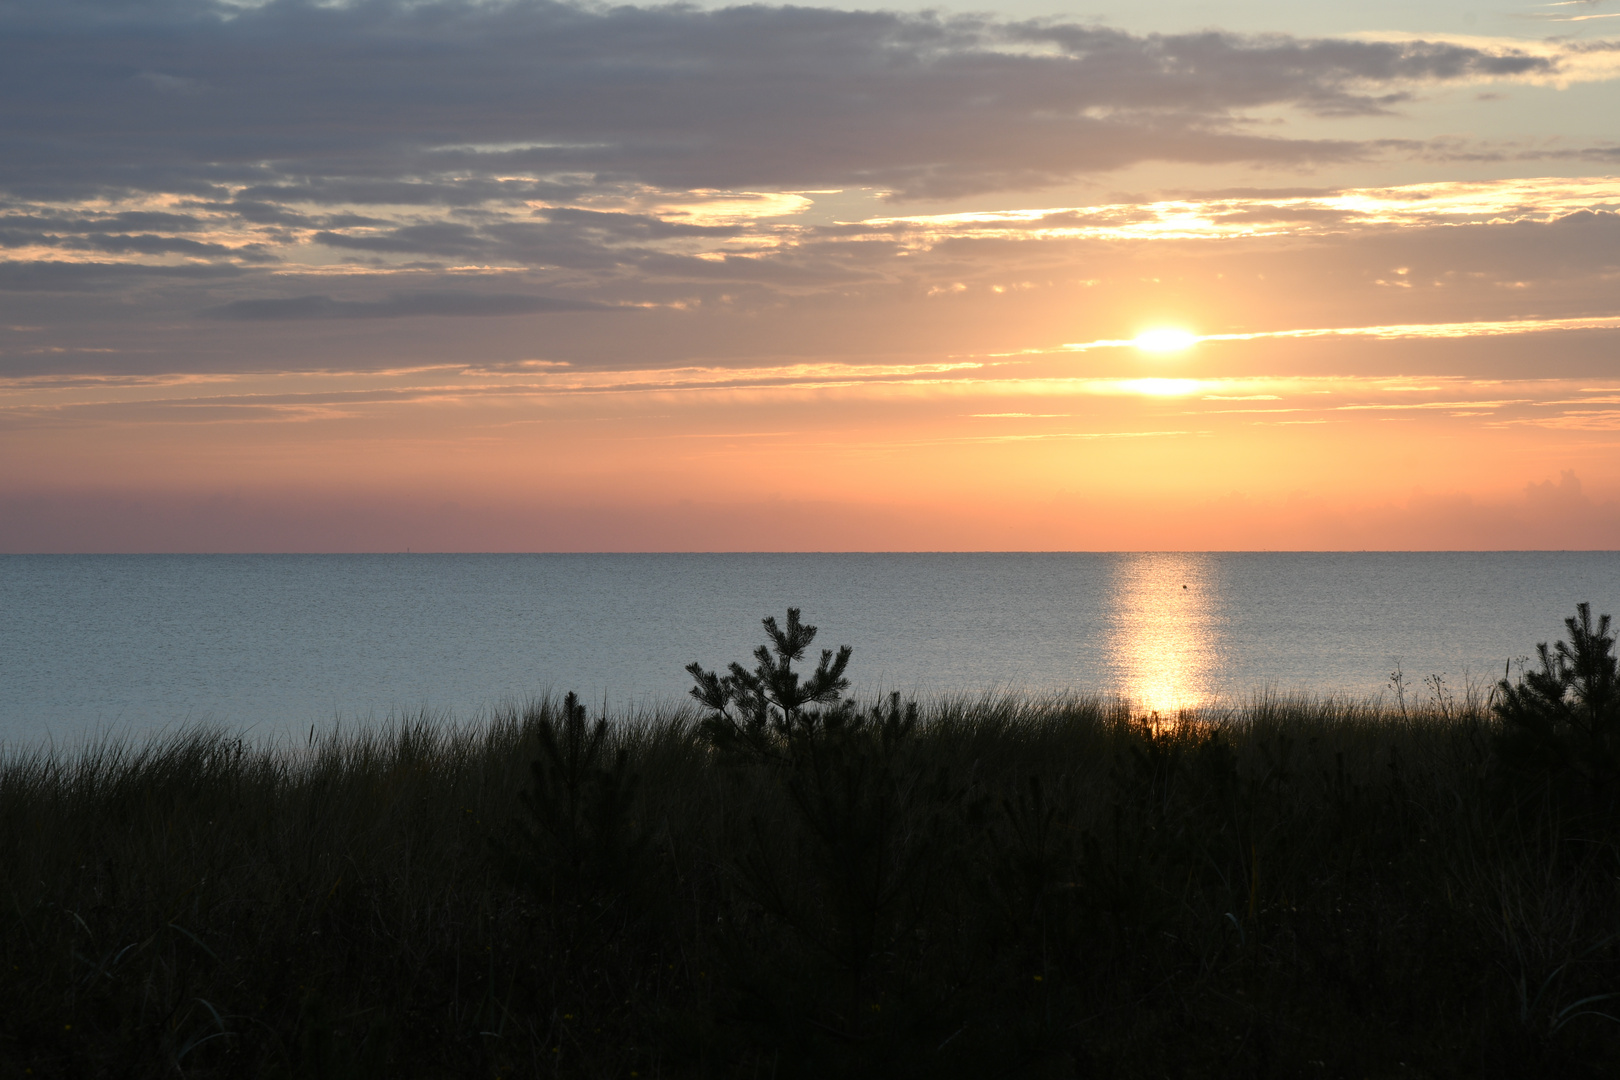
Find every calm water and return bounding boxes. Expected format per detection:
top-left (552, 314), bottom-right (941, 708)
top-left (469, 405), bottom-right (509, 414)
top-left (2, 553), bottom-right (1617, 745)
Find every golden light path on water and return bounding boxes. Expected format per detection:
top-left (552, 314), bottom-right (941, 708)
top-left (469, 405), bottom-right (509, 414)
top-left (1107, 553), bottom-right (1224, 715)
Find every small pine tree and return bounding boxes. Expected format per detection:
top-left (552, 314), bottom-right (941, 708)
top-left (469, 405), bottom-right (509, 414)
top-left (1493, 602), bottom-right (1620, 814)
top-left (686, 611), bottom-right (959, 1064)
top-left (687, 608), bottom-right (852, 758)
top-left (505, 691), bottom-right (647, 903)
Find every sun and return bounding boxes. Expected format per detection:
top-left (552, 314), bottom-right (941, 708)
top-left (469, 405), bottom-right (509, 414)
top-left (1133, 328), bottom-right (1198, 353)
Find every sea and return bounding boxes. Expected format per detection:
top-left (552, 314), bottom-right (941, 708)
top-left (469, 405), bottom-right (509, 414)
top-left (2, 552), bottom-right (1617, 747)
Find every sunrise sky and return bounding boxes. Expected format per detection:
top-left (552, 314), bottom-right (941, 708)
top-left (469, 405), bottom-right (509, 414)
top-left (3, 0), bottom-right (1619, 551)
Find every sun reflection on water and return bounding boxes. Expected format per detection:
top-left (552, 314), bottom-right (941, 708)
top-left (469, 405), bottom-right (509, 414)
top-left (1106, 553), bottom-right (1223, 715)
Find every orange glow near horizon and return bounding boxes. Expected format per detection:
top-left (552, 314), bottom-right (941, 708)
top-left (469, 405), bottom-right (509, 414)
top-left (7, 345), bottom-right (1619, 552)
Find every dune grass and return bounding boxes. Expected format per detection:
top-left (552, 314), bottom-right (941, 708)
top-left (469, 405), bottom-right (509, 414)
top-left (1, 690), bottom-right (1617, 1077)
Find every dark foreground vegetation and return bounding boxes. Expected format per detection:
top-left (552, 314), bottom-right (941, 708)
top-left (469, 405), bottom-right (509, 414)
top-left (4, 609), bottom-right (1620, 1078)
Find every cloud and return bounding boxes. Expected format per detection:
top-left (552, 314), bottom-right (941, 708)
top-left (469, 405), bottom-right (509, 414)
top-left (203, 291), bottom-right (611, 320)
top-left (2, 1), bottom-right (1612, 329)
top-left (312, 223), bottom-right (488, 256)
top-left (0, 0), bottom-right (1592, 207)
top-left (864, 176), bottom-right (1620, 241)
top-left (3, 171), bottom-right (1619, 387)
top-left (0, 260), bottom-right (244, 291)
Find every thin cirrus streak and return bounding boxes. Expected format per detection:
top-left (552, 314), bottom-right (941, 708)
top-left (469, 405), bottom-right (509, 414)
top-left (458, 360), bottom-right (987, 389)
top-left (1054, 314), bottom-right (1620, 352)
top-left (951, 429), bottom-right (1209, 443)
top-left (1497, 410), bottom-right (1620, 430)
top-left (0, 360), bottom-right (989, 399)
top-left (859, 176), bottom-right (1620, 244)
top-left (8, 376), bottom-right (1612, 436)
top-left (0, 361), bottom-right (1011, 425)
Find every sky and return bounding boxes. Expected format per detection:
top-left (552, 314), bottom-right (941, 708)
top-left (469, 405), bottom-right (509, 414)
top-left (3, 0), bottom-right (1620, 551)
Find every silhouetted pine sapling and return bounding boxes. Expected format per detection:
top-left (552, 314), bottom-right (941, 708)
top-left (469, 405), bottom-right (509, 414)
top-left (503, 691), bottom-right (648, 905)
top-left (687, 607), bottom-right (854, 760)
top-left (1494, 602), bottom-right (1620, 815)
top-left (691, 612), bottom-right (996, 1065)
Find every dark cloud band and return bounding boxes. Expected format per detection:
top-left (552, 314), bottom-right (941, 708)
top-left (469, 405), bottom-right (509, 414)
top-left (0, 0), bottom-right (1570, 202)
top-left (203, 291), bottom-right (612, 320)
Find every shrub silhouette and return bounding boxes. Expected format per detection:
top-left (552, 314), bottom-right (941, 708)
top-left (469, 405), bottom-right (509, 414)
top-left (688, 612), bottom-right (996, 1075)
top-left (1494, 602), bottom-right (1620, 814)
top-left (503, 691), bottom-right (647, 905)
top-left (687, 607), bottom-right (853, 760)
